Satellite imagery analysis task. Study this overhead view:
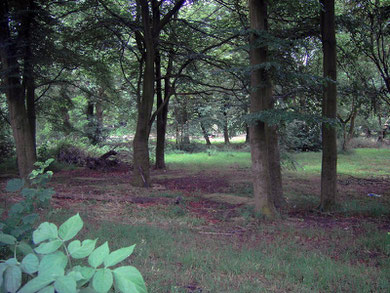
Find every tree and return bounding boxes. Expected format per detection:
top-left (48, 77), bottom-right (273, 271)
top-left (248, 0), bottom-right (280, 218)
top-left (319, 0), bottom-right (338, 211)
top-left (0, 0), bottom-right (37, 179)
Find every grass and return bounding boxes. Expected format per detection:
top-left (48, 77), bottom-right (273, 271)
top-left (294, 148), bottom-right (390, 177)
top-left (165, 151), bottom-right (251, 170)
top-left (43, 208), bottom-right (390, 292)
top-left (3, 147), bottom-right (390, 292)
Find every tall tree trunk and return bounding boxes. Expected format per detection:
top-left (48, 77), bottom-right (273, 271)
top-left (180, 99), bottom-right (190, 146)
top-left (132, 39), bottom-right (155, 187)
top-left (249, 0), bottom-right (278, 218)
top-left (132, 0), bottom-right (185, 181)
top-left (22, 0), bottom-right (36, 152)
top-left (154, 47), bottom-right (172, 169)
top-left (319, 0), bottom-right (338, 211)
top-left (0, 1), bottom-right (36, 179)
top-left (223, 116), bottom-right (230, 144)
top-left (267, 126), bottom-right (284, 208)
top-left (245, 125), bottom-right (250, 143)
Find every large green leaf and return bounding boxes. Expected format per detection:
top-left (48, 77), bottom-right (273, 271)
top-left (58, 214), bottom-right (83, 241)
top-left (113, 266), bottom-right (147, 293)
top-left (92, 269), bottom-right (113, 293)
top-left (33, 222), bottom-right (58, 244)
top-left (88, 242), bottom-right (109, 268)
top-left (104, 245), bottom-right (135, 268)
top-left (73, 266), bottom-right (95, 287)
top-left (4, 265), bottom-right (22, 293)
top-left (0, 263), bottom-right (8, 287)
top-left (17, 241), bottom-right (34, 256)
top-left (6, 179), bottom-right (24, 192)
top-left (54, 275), bottom-right (77, 293)
top-left (18, 275), bottom-right (55, 293)
top-left (68, 239), bottom-right (97, 259)
top-left (37, 285), bottom-right (55, 293)
top-left (21, 253), bottom-right (39, 274)
top-left (22, 213), bottom-right (39, 225)
top-left (35, 239), bottom-right (62, 254)
top-left (0, 233), bottom-right (17, 245)
top-left (38, 251), bottom-right (67, 278)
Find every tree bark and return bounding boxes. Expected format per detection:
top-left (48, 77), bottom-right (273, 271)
top-left (223, 116), bottom-right (230, 144)
top-left (0, 1), bottom-right (36, 179)
top-left (319, 0), bottom-right (338, 211)
top-left (132, 0), bottom-right (185, 183)
top-left (132, 4), bottom-right (155, 187)
top-left (249, 0), bottom-right (278, 219)
top-left (267, 125), bottom-right (284, 208)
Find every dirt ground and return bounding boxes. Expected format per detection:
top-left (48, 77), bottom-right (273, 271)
top-left (1, 164), bottom-right (389, 233)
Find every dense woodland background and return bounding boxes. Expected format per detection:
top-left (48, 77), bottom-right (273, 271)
top-left (1, 0), bottom-right (390, 216)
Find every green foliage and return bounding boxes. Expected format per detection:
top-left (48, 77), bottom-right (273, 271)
top-left (281, 120), bottom-right (322, 152)
top-left (0, 214), bottom-right (147, 293)
top-left (2, 159), bottom-right (55, 240)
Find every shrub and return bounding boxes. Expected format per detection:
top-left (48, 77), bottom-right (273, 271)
top-left (281, 120), bottom-right (322, 152)
top-left (0, 214), bottom-right (147, 293)
top-left (2, 159), bottom-right (55, 241)
top-left (0, 132), bottom-right (15, 163)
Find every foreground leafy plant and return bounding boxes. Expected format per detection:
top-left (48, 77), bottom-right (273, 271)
top-left (2, 159), bottom-right (56, 240)
top-left (0, 214), bottom-right (147, 293)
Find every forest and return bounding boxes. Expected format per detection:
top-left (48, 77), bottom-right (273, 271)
top-left (0, 0), bottom-right (389, 292)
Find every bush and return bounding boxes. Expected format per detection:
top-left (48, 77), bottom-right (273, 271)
top-left (0, 132), bottom-right (15, 163)
top-left (281, 120), bottom-right (322, 152)
top-left (0, 214), bottom-right (147, 293)
top-left (348, 137), bottom-right (388, 149)
top-left (2, 159), bottom-right (55, 241)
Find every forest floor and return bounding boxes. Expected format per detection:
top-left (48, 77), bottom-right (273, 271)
top-left (1, 149), bottom-right (390, 292)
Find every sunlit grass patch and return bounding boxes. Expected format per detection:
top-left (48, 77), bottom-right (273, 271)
top-left (293, 148), bottom-right (390, 177)
top-left (165, 151), bottom-right (251, 170)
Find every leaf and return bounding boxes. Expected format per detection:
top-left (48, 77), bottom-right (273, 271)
top-left (0, 263), bottom-right (8, 287)
top-left (58, 214), bottom-right (83, 241)
top-left (35, 239), bottom-right (62, 254)
top-left (5, 258), bottom-right (18, 266)
top-left (92, 269), bottom-right (113, 293)
top-left (17, 241), bottom-right (34, 256)
top-left (38, 189), bottom-right (55, 202)
top-left (66, 271), bottom-right (83, 282)
top-left (88, 242), bottom-right (109, 268)
top-left (54, 275), bottom-right (77, 293)
top-left (113, 266), bottom-right (147, 293)
top-left (73, 266), bottom-right (95, 287)
top-left (23, 213), bottom-right (39, 225)
top-left (68, 239), bottom-right (97, 259)
top-left (21, 253), bottom-right (39, 274)
top-left (0, 233), bottom-right (17, 245)
top-left (38, 251), bottom-right (67, 278)
top-left (79, 288), bottom-right (97, 293)
top-left (21, 188), bottom-right (37, 199)
top-left (33, 222), bottom-right (58, 244)
top-left (9, 202), bottom-right (25, 216)
top-left (37, 285), bottom-right (55, 293)
top-left (104, 244), bottom-right (135, 268)
top-left (4, 265), bottom-right (22, 293)
top-left (6, 179), bottom-right (24, 192)
top-left (18, 275), bottom-right (55, 293)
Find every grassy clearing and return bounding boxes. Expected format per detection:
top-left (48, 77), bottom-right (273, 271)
top-left (166, 151), bottom-right (251, 170)
top-left (166, 147), bottom-right (390, 177)
top-left (294, 148), bottom-right (390, 177)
